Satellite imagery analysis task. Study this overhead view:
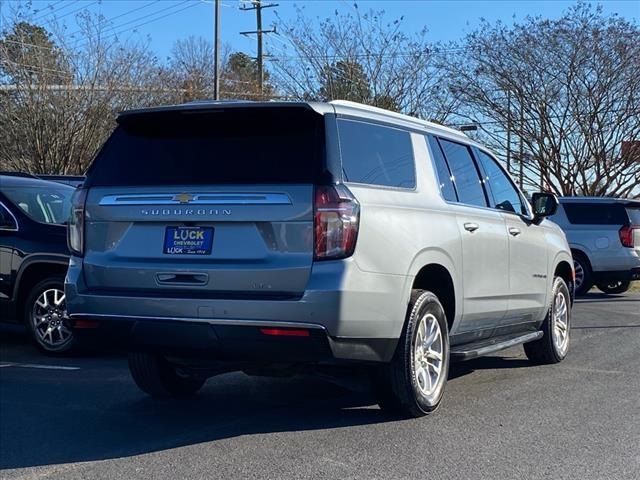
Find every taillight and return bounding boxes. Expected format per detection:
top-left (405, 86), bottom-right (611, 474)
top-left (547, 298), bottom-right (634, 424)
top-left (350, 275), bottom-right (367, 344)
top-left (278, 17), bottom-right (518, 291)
top-left (619, 225), bottom-right (636, 248)
top-left (68, 188), bottom-right (87, 256)
top-left (314, 185), bottom-right (360, 260)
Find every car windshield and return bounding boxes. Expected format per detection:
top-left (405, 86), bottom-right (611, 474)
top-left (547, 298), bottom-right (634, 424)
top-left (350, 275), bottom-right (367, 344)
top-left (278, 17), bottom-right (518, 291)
top-left (2, 183), bottom-right (74, 225)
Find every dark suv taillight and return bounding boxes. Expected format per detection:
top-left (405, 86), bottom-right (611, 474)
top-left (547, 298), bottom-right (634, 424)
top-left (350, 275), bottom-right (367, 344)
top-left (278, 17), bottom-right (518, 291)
top-left (68, 188), bottom-right (87, 256)
top-left (619, 225), bottom-right (636, 248)
top-left (314, 185), bottom-right (359, 260)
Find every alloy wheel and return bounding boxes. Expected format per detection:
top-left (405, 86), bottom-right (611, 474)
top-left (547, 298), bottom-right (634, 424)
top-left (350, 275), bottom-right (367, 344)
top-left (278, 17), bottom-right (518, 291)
top-left (31, 288), bottom-right (73, 349)
top-left (573, 259), bottom-right (585, 292)
top-left (413, 313), bottom-right (444, 397)
top-left (552, 289), bottom-right (570, 356)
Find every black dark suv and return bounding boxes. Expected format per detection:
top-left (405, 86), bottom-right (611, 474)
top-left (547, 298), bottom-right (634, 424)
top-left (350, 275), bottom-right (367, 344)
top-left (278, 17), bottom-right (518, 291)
top-left (0, 173), bottom-right (75, 353)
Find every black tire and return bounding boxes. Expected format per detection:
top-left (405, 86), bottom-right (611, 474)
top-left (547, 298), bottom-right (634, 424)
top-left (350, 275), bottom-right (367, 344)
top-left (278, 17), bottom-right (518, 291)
top-left (572, 253), bottom-right (592, 296)
top-left (524, 277), bottom-right (571, 364)
top-left (374, 290), bottom-right (450, 418)
top-left (128, 352), bottom-right (205, 398)
top-left (24, 276), bottom-right (76, 354)
top-left (596, 281), bottom-right (631, 295)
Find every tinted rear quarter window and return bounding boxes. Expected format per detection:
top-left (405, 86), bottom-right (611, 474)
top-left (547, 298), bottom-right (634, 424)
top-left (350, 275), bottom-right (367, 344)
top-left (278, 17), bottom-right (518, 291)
top-left (338, 119), bottom-right (416, 188)
top-left (563, 203), bottom-right (629, 225)
top-left (86, 107), bottom-right (327, 186)
top-left (438, 138), bottom-right (487, 207)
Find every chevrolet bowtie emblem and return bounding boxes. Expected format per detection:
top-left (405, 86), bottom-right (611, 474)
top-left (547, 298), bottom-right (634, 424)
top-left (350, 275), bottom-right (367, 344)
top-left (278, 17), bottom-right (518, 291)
top-left (173, 193), bottom-right (194, 204)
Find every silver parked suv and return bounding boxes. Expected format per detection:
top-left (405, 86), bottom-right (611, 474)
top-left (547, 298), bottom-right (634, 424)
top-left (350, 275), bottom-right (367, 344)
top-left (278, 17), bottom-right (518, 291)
top-left (65, 101), bottom-right (574, 417)
top-left (550, 197), bottom-right (640, 295)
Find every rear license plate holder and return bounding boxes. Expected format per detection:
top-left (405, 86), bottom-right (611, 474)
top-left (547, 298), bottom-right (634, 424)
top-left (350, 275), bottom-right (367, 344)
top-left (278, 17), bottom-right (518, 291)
top-left (163, 226), bottom-right (214, 255)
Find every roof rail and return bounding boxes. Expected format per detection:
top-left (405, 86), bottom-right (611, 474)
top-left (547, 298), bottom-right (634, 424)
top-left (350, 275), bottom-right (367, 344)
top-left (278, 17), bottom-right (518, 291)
top-left (329, 100), bottom-right (469, 138)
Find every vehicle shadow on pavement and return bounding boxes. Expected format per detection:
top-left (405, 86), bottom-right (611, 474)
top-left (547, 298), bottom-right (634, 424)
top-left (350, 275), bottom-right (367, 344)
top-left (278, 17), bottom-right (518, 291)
top-left (448, 356), bottom-right (531, 380)
top-left (0, 333), bottom-right (531, 471)
top-left (0, 370), bottom-right (397, 470)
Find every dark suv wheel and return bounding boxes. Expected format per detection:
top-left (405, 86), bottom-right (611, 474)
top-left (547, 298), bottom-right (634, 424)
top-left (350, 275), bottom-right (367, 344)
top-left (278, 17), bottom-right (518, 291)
top-left (25, 276), bottom-right (75, 354)
top-left (596, 281), bottom-right (631, 295)
top-left (572, 253), bottom-right (593, 296)
top-left (128, 352), bottom-right (206, 398)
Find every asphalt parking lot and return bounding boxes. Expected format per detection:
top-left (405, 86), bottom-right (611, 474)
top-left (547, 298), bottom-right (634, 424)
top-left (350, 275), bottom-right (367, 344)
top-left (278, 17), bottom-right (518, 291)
top-left (1, 293), bottom-right (639, 480)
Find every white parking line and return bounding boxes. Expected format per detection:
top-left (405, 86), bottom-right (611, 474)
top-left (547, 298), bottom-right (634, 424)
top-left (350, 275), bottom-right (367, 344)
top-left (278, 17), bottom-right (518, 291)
top-left (0, 362), bottom-right (80, 371)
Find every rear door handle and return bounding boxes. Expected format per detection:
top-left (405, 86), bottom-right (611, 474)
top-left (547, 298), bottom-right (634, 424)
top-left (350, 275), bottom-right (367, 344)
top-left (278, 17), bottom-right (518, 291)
top-left (464, 222), bottom-right (480, 232)
top-left (508, 227), bottom-right (521, 237)
top-left (156, 273), bottom-right (208, 285)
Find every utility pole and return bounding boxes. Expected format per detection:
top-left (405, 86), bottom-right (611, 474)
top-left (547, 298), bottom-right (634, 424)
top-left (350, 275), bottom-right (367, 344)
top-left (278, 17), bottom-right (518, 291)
top-left (240, 0), bottom-right (278, 94)
top-left (518, 100), bottom-right (524, 190)
top-left (213, 0), bottom-right (221, 100)
top-left (506, 91), bottom-right (512, 175)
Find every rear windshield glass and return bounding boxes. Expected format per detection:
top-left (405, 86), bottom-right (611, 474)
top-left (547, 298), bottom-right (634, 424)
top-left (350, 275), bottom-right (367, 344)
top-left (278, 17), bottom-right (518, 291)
top-left (563, 203), bottom-right (629, 225)
top-left (85, 107), bottom-right (327, 186)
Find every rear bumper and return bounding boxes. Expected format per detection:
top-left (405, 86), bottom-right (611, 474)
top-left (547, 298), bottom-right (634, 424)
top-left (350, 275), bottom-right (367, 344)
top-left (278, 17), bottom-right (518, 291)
top-left (65, 258), bottom-right (407, 363)
top-left (592, 268), bottom-right (640, 283)
top-left (71, 315), bottom-right (397, 363)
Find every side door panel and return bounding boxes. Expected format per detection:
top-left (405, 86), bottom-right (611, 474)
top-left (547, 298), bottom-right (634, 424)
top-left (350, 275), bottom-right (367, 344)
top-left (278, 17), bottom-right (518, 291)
top-left (472, 148), bottom-right (549, 325)
top-left (430, 136), bottom-right (509, 337)
top-left (503, 215), bottom-right (549, 323)
top-left (453, 204), bottom-right (509, 333)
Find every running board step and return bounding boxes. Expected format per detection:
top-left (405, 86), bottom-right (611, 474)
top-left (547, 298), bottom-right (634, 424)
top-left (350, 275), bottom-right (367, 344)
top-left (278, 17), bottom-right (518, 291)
top-left (450, 331), bottom-right (543, 361)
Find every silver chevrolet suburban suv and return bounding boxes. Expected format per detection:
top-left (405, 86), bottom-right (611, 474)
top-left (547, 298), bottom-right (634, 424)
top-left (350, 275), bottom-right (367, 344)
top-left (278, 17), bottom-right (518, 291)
top-left (549, 197), bottom-right (640, 295)
top-left (65, 101), bottom-right (574, 417)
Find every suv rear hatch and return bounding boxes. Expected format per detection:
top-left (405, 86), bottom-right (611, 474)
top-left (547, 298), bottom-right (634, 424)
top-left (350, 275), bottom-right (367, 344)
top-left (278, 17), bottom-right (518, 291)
top-left (80, 104), bottom-right (332, 299)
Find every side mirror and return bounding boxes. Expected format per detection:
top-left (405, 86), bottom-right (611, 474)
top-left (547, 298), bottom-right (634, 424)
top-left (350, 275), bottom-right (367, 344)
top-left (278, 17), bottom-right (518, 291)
top-left (531, 192), bottom-right (559, 224)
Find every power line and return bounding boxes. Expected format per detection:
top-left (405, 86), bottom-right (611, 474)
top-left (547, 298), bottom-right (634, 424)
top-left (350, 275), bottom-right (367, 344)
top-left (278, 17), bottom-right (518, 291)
top-left (55, 1), bottom-right (99, 21)
top-left (32, 0), bottom-right (79, 23)
top-left (73, 1), bottom-right (200, 50)
top-left (66, 0), bottom-right (161, 37)
top-left (72, 0), bottom-right (193, 47)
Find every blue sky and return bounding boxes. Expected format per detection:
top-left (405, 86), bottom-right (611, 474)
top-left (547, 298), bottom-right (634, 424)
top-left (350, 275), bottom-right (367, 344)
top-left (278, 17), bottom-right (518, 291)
top-left (3, 0), bottom-right (639, 61)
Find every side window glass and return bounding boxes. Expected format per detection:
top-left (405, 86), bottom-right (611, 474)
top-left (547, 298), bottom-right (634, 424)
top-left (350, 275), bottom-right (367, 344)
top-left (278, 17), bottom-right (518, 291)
top-left (426, 135), bottom-right (458, 202)
top-left (475, 150), bottom-right (526, 215)
top-left (438, 138), bottom-right (487, 207)
top-left (338, 119), bottom-right (416, 188)
top-left (0, 203), bottom-right (17, 230)
top-left (563, 203), bottom-right (628, 225)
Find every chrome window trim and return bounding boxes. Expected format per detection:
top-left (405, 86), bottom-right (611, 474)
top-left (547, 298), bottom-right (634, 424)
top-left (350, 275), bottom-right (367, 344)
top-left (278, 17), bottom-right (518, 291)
top-left (99, 192), bottom-right (292, 206)
top-left (0, 201), bottom-right (19, 231)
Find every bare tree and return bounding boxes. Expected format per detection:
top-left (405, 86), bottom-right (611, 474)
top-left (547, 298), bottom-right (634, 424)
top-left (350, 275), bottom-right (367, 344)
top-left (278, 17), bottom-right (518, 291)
top-left (443, 4), bottom-right (640, 197)
top-left (0, 7), bottom-right (169, 174)
top-left (270, 5), bottom-right (456, 121)
top-left (167, 35), bottom-right (214, 102)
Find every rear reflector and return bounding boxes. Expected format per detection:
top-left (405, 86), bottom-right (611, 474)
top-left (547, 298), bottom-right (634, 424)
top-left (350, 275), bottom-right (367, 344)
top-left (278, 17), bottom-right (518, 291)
top-left (73, 319), bottom-right (100, 329)
top-left (260, 328), bottom-right (310, 337)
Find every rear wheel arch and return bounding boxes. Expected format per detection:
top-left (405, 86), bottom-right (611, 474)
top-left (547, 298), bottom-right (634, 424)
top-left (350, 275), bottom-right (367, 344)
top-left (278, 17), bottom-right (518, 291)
top-left (15, 260), bottom-right (68, 322)
top-left (554, 260), bottom-right (574, 299)
top-left (411, 263), bottom-right (456, 333)
top-left (570, 248), bottom-right (591, 269)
